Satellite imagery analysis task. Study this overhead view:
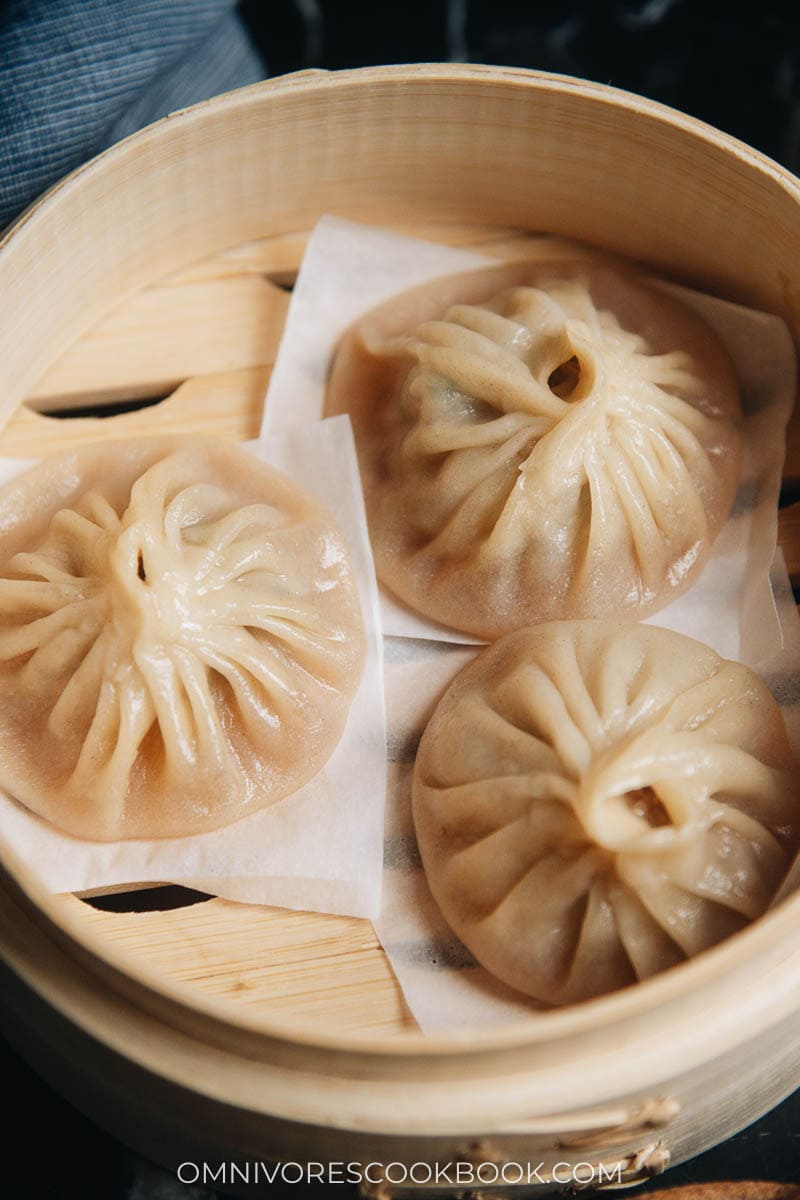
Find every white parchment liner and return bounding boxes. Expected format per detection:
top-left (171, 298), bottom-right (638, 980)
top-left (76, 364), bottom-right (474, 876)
top-left (378, 568), bottom-right (800, 1033)
top-left (262, 216), bottom-right (796, 664)
top-left (263, 217), bottom-right (800, 1030)
top-left (0, 417), bottom-right (387, 920)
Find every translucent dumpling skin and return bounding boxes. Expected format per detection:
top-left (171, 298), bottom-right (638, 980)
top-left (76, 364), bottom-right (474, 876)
top-left (412, 622), bottom-right (799, 1006)
top-left (327, 256), bottom-right (742, 639)
top-left (0, 438), bottom-right (365, 840)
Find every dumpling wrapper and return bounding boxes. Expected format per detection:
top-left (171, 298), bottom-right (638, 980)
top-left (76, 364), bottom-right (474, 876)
top-left (328, 258), bottom-right (743, 639)
top-left (0, 438), bottom-right (366, 841)
top-left (412, 621), bottom-right (800, 1007)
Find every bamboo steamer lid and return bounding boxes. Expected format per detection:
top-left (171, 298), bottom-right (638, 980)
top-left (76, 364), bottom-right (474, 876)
top-left (1, 64), bottom-right (800, 1195)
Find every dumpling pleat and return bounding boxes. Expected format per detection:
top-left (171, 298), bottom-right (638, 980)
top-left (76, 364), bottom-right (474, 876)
top-left (499, 663), bottom-right (593, 778)
top-left (0, 577), bottom-right (86, 613)
top-left (609, 882), bottom-right (686, 981)
top-left (481, 851), bottom-right (610, 999)
top-left (412, 623), bottom-right (797, 1006)
top-left (423, 779), bottom-right (578, 853)
top-left (425, 695), bottom-right (563, 784)
top-left (562, 875), bottom-right (638, 1001)
top-left (406, 411), bottom-right (549, 456)
top-left (0, 598), bottom-right (95, 660)
top-left (171, 647), bottom-right (229, 768)
top-left (528, 632), bottom-right (606, 752)
top-left (133, 649), bottom-right (199, 768)
top-left (47, 633), bottom-right (109, 739)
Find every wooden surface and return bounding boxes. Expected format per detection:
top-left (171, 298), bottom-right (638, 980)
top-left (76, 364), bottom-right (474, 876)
top-left (656, 1188), bottom-right (800, 1200)
top-left (1, 217), bottom-right (798, 1043)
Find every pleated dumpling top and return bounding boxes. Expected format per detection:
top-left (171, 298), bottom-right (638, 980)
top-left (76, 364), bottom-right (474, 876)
top-left (413, 621), bottom-right (799, 1006)
top-left (328, 254), bottom-right (742, 638)
top-left (0, 438), bottom-right (365, 840)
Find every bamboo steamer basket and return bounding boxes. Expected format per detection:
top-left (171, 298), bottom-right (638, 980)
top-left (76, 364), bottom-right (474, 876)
top-left (2, 63), bottom-right (800, 1196)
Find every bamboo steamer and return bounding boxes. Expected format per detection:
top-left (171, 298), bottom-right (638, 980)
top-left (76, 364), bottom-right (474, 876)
top-left (2, 64), bottom-right (800, 1196)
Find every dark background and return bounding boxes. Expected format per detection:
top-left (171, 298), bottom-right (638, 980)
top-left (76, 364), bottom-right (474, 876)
top-left (3, 0), bottom-right (800, 1196)
top-left (242, 0), bottom-right (800, 175)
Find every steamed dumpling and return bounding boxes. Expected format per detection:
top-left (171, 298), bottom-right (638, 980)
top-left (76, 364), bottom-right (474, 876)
top-left (0, 438), bottom-right (365, 840)
top-left (327, 256), bottom-right (742, 638)
top-left (412, 622), bottom-right (799, 1006)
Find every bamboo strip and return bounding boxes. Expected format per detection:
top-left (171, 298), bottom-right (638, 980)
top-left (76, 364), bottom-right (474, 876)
top-left (2, 366), bottom-right (270, 457)
top-left (28, 278), bottom-right (287, 410)
top-left (74, 895), bottom-right (414, 1034)
top-left (165, 222), bottom-right (531, 287)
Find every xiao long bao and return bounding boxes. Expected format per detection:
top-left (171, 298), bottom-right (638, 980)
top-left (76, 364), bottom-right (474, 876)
top-left (412, 622), bottom-right (800, 1007)
top-left (327, 254), bottom-right (743, 639)
top-left (0, 439), bottom-right (366, 841)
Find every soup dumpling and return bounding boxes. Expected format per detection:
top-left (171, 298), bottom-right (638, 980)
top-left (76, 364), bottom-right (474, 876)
top-left (328, 256), bottom-right (742, 638)
top-left (0, 438), bottom-right (365, 840)
top-left (412, 621), bottom-right (799, 1005)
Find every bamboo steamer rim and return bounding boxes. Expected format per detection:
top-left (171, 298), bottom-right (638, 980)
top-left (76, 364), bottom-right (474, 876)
top-left (1, 63), bottom-right (800, 1063)
top-left (7, 835), bottom-right (800, 1060)
top-left (5, 62), bottom-right (800, 250)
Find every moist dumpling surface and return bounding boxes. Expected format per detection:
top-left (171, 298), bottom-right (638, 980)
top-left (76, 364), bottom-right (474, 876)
top-left (0, 438), bottom-right (365, 840)
top-left (412, 621), bottom-right (799, 1006)
top-left (327, 255), bottom-right (743, 638)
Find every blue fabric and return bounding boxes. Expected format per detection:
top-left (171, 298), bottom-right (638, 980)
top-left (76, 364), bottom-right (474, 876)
top-left (0, 0), bottom-right (265, 230)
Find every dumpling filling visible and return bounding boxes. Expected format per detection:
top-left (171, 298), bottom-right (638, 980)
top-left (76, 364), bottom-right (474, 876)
top-left (412, 621), bottom-right (799, 1006)
top-left (0, 438), bottom-right (365, 840)
top-left (327, 254), bottom-right (742, 638)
